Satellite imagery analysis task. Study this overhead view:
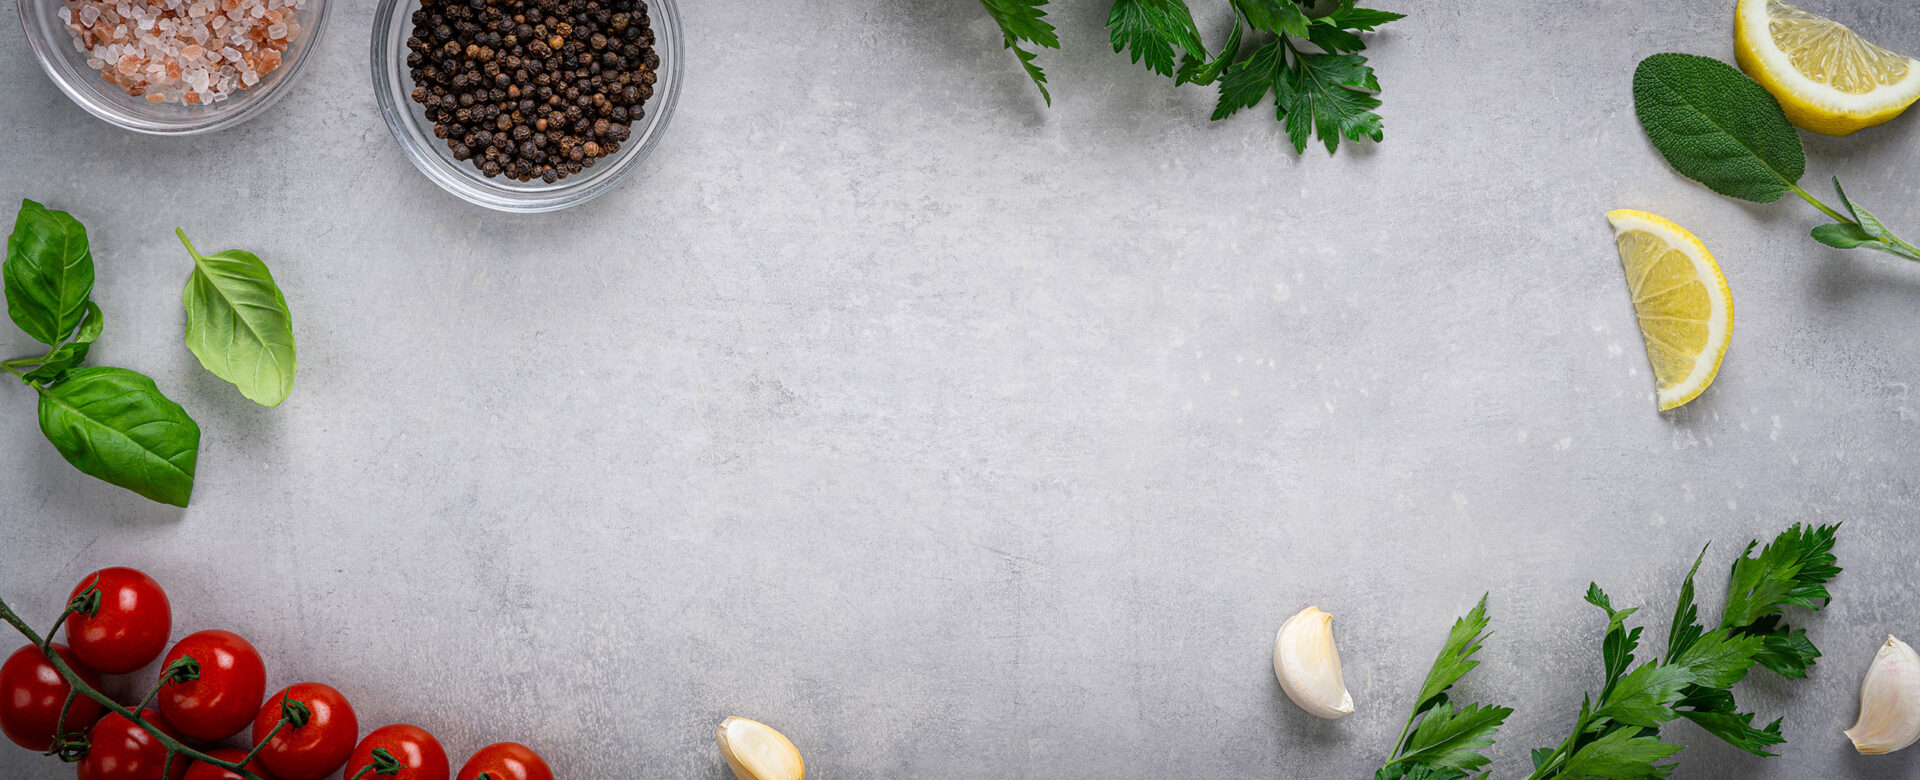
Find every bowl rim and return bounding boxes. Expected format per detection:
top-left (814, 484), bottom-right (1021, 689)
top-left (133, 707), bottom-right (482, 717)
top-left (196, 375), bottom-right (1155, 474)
top-left (368, 0), bottom-right (681, 213)
top-left (16, 0), bottom-right (333, 135)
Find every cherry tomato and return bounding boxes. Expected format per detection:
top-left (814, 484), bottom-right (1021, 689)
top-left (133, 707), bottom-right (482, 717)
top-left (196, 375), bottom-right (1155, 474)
top-left (159, 630), bottom-right (267, 741)
top-left (64, 567), bottom-right (172, 675)
top-left (250, 682), bottom-right (358, 780)
top-left (0, 642), bottom-right (105, 751)
top-left (455, 743), bottom-right (553, 780)
top-left (182, 746), bottom-right (281, 780)
top-left (76, 709), bottom-right (190, 780)
top-left (345, 724), bottom-right (450, 780)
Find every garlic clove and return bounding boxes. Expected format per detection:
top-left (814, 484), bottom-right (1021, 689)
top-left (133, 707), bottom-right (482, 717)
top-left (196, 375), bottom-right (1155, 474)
top-left (1847, 635), bottom-right (1920, 755)
top-left (716, 716), bottom-right (806, 780)
top-left (1273, 606), bottom-right (1355, 720)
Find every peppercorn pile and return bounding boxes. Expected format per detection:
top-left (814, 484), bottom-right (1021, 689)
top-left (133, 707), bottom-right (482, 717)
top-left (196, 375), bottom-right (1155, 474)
top-left (405, 0), bottom-right (656, 183)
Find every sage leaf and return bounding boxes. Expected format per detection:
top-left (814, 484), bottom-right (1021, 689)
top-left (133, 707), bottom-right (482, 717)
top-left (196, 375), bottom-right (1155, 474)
top-left (4, 200), bottom-right (95, 346)
top-left (21, 302), bottom-right (104, 386)
top-left (1632, 53), bottom-right (1805, 203)
top-left (37, 366), bottom-right (199, 507)
top-left (1811, 222), bottom-right (1882, 250)
top-left (178, 229), bottom-right (296, 407)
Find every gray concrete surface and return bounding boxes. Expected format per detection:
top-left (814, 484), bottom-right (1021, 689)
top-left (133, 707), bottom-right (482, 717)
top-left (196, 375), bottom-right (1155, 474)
top-left (4, 1), bottom-right (1920, 777)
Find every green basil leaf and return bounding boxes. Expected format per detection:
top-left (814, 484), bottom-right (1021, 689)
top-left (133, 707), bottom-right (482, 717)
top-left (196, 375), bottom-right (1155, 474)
top-left (178, 229), bottom-right (297, 407)
top-left (37, 366), bottom-right (200, 506)
top-left (1632, 53), bottom-right (1805, 203)
top-left (21, 302), bottom-right (104, 385)
top-left (4, 200), bottom-right (95, 345)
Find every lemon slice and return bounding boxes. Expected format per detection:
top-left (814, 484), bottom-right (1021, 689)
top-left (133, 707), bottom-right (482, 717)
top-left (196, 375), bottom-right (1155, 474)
top-left (1735, 0), bottom-right (1920, 135)
top-left (1606, 210), bottom-right (1734, 411)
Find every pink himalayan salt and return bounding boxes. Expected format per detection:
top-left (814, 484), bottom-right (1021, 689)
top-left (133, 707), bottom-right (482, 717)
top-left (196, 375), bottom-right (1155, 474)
top-left (63, 0), bottom-right (304, 105)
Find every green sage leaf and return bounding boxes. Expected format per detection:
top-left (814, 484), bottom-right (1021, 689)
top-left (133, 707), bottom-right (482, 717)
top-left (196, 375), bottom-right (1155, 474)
top-left (4, 200), bottom-right (95, 346)
top-left (21, 302), bottom-right (103, 386)
top-left (1811, 222), bottom-right (1881, 250)
top-left (178, 229), bottom-right (297, 407)
top-left (37, 366), bottom-right (200, 507)
top-left (1632, 53), bottom-right (1805, 203)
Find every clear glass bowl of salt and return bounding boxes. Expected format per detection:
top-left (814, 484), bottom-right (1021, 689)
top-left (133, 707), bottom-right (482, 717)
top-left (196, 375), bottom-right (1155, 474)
top-left (19, 0), bottom-right (330, 133)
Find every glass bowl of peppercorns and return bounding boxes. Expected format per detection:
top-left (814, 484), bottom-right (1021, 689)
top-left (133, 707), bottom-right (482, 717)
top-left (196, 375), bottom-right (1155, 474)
top-left (370, 0), bottom-right (678, 212)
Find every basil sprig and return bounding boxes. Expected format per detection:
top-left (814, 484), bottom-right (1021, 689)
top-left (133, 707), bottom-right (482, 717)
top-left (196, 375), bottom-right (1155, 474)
top-left (4, 200), bottom-right (201, 506)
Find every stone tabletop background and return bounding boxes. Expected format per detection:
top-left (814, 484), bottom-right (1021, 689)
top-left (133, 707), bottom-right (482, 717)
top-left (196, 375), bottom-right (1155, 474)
top-left (4, 1), bottom-right (1919, 778)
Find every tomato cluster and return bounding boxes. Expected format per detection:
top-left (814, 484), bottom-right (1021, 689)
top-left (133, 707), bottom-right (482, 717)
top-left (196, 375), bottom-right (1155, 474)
top-left (1, 568), bottom-right (555, 780)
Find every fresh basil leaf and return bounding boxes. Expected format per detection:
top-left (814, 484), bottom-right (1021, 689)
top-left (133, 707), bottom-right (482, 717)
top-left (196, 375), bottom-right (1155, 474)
top-left (1632, 53), bottom-right (1805, 203)
top-left (37, 366), bottom-right (199, 506)
top-left (178, 229), bottom-right (297, 407)
top-left (20, 302), bottom-right (103, 386)
top-left (4, 200), bottom-right (95, 346)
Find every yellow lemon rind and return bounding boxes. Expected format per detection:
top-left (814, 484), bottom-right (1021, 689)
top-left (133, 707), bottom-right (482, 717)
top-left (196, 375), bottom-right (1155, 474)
top-left (1605, 209), bottom-right (1734, 412)
top-left (1735, 0), bottom-right (1920, 136)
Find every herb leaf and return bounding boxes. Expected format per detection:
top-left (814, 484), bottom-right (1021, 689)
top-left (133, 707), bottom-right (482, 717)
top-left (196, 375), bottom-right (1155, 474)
top-left (1107, 0), bottom-right (1204, 78)
top-left (1394, 702), bottom-right (1513, 773)
top-left (1412, 594), bottom-right (1493, 714)
top-left (1556, 727), bottom-right (1683, 779)
top-left (979, 0), bottom-right (1058, 105)
top-left (1631, 53), bottom-right (1805, 203)
top-left (20, 302), bottom-right (103, 386)
top-left (1174, 11), bottom-right (1244, 87)
top-left (1721, 523), bottom-right (1840, 631)
top-left (1277, 50), bottom-right (1385, 154)
top-left (4, 200), bottom-right (96, 346)
top-left (36, 366), bottom-right (200, 507)
top-left (178, 229), bottom-right (297, 407)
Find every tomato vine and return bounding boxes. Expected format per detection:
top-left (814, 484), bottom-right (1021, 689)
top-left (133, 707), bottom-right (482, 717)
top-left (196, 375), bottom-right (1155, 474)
top-left (0, 585), bottom-right (329, 780)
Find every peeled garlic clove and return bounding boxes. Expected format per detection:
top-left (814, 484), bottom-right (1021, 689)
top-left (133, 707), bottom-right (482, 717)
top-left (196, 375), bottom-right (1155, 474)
top-left (716, 716), bottom-right (805, 780)
top-left (1847, 635), bottom-right (1920, 755)
top-left (1273, 605), bottom-right (1355, 720)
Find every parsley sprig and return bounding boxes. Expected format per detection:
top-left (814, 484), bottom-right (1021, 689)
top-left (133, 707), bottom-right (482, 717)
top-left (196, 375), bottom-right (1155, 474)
top-left (975, 0), bottom-right (1405, 154)
top-left (1376, 524), bottom-right (1842, 780)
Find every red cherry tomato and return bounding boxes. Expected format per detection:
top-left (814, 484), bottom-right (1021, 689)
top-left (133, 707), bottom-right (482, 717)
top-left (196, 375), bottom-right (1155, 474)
top-left (64, 567), bottom-right (172, 674)
top-left (345, 724), bottom-right (450, 780)
top-left (0, 642), bottom-right (105, 751)
top-left (159, 630), bottom-right (267, 741)
top-left (76, 709), bottom-right (190, 780)
top-left (182, 746), bottom-right (281, 780)
top-left (455, 743), bottom-right (553, 780)
top-left (250, 682), bottom-right (358, 780)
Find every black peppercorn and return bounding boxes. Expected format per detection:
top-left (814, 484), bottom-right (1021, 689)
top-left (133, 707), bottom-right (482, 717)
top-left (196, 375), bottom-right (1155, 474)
top-left (408, 0), bottom-right (656, 183)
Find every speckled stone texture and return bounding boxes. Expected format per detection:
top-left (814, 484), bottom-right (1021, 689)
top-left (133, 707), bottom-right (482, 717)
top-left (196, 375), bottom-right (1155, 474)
top-left (3, 1), bottom-right (1919, 777)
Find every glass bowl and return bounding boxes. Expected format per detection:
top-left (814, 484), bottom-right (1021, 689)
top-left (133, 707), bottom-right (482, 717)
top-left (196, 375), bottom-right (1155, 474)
top-left (369, 0), bottom-right (680, 212)
top-left (18, 0), bottom-right (331, 134)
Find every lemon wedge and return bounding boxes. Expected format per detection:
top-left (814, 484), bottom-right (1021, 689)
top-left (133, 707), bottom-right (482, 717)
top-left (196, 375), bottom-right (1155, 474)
top-left (1735, 0), bottom-right (1920, 135)
top-left (1606, 210), bottom-right (1734, 411)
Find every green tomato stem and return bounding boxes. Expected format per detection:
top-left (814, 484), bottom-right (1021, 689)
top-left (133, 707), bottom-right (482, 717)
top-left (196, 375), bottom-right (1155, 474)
top-left (240, 715), bottom-right (291, 768)
top-left (0, 595), bottom-right (268, 780)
